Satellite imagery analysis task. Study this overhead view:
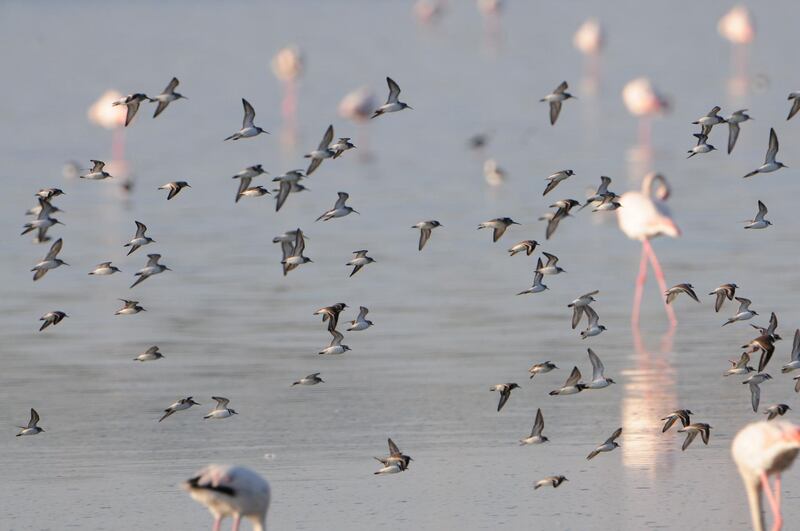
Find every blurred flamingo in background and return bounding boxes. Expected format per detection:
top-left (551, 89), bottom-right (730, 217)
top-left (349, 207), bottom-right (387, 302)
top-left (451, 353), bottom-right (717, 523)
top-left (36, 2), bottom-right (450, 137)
top-left (87, 90), bottom-right (130, 194)
top-left (718, 6), bottom-right (755, 99)
top-left (339, 87), bottom-right (377, 161)
top-left (732, 421), bottom-right (800, 531)
top-left (573, 19), bottom-right (605, 94)
top-left (414, 0), bottom-right (446, 25)
top-left (271, 45), bottom-right (304, 146)
top-left (622, 78), bottom-right (669, 149)
top-left (617, 173), bottom-right (680, 327)
top-left (477, 0), bottom-right (503, 53)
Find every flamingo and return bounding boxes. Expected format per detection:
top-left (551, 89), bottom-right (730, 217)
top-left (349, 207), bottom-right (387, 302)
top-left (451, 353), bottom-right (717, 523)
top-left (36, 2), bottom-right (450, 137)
top-left (621, 78), bottom-right (669, 147)
top-left (573, 19), bottom-right (604, 92)
top-left (184, 464), bottom-right (270, 531)
top-left (718, 6), bottom-right (754, 98)
top-left (271, 45), bottom-right (303, 144)
top-left (617, 173), bottom-right (680, 327)
top-left (732, 421), bottom-right (800, 531)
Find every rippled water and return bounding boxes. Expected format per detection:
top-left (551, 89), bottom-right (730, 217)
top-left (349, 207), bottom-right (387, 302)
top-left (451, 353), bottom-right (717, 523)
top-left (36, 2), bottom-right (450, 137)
top-left (3, 1), bottom-right (800, 530)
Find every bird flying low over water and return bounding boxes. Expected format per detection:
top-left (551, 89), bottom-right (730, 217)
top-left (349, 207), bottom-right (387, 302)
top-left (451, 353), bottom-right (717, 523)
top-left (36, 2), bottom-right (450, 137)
top-left (318, 329), bottom-right (350, 355)
top-left (743, 200), bottom-right (771, 229)
top-left (292, 373), bottom-right (324, 386)
top-left (112, 93), bottom-right (153, 126)
top-left (347, 306), bottom-right (373, 331)
top-left (586, 427), bottom-right (622, 459)
top-left (412, 220), bottom-right (442, 251)
top-left (159, 397), bottom-right (200, 422)
top-left (314, 303), bottom-right (347, 333)
top-left (39, 310), bottom-right (67, 331)
top-left (534, 475), bottom-right (568, 490)
top-left (517, 258), bottom-right (548, 295)
top-left (490, 383), bottom-right (519, 412)
top-left (543, 170), bottom-right (575, 196)
top-left (304, 125), bottom-right (335, 175)
top-left (723, 297), bottom-right (757, 326)
top-left (124, 221), bottom-right (155, 255)
top-left (280, 228), bottom-right (312, 276)
top-left (32, 238), bottom-right (68, 281)
top-left (726, 109), bottom-right (751, 154)
top-left (478, 217), bottom-right (519, 242)
top-left (661, 409), bottom-right (692, 432)
top-left (374, 438), bottom-right (413, 471)
top-left (540, 81), bottom-right (574, 125)
top-left (743, 128), bottom-right (787, 178)
top-left (151, 77), bottom-right (186, 118)
top-left (204, 397), bottom-right (237, 419)
top-left (225, 99), bottom-right (269, 140)
top-left (130, 254), bottom-right (171, 288)
top-left (787, 91), bottom-right (800, 120)
top-left (158, 181), bottom-right (191, 200)
top-left (372, 77), bottom-right (412, 118)
top-left (677, 423), bottom-right (711, 451)
top-left (317, 192), bottom-right (358, 221)
top-left (528, 361), bottom-right (557, 379)
top-left (346, 250), bottom-right (375, 277)
top-left (508, 240), bottom-right (538, 256)
top-left (134, 346), bottom-right (163, 362)
top-left (16, 408), bottom-right (44, 436)
top-left (709, 283), bottom-right (737, 313)
top-left (80, 159), bottom-right (113, 180)
top-left (665, 283), bottom-right (699, 304)
top-left (550, 367), bottom-right (585, 395)
top-left (520, 408), bottom-right (548, 445)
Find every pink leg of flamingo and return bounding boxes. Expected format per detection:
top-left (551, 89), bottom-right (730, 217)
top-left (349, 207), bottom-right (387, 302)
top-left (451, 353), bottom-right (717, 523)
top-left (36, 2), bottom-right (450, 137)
top-left (631, 243), bottom-right (648, 328)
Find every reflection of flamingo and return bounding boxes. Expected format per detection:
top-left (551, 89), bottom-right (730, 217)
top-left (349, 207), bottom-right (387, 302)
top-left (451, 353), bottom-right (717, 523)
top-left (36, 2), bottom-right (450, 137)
top-left (622, 78), bottom-right (669, 148)
top-left (271, 46), bottom-right (304, 146)
top-left (477, 0), bottom-right (503, 53)
top-left (617, 173), bottom-right (680, 327)
top-left (732, 421), bottom-right (800, 531)
top-left (718, 6), bottom-right (755, 99)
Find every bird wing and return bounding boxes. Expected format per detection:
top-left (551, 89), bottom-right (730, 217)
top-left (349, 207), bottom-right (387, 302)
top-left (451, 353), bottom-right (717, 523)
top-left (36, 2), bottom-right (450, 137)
top-left (388, 438), bottom-right (401, 457)
top-left (319, 125), bottom-right (334, 150)
top-left (605, 427), bottom-right (623, 444)
top-left (584, 306), bottom-right (599, 327)
top-left (276, 180), bottom-right (290, 212)
top-left (164, 77), bottom-right (179, 94)
top-left (418, 229), bottom-right (432, 251)
top-left (792, 329), bottom-right (800, 361)
top-left (306, 157), bottom-right (322, 176)
top-left (597, 176), bottom-right (611, 195)
top-left (531, 408), bottom-right (544, 436)
top-left (727, 122), bottom-right (740, 154)
top-left (45, 238), bottom-right (63, 260)
top-left (90, 160), bottom-right (105, 172)
top-left (330, 329), bottom-right (344, 346)
top-left (357, 306), bottom-right (368, 320)
top-left (386, 77), bottom-right (401, 103)
top-left (542, 252), bottom-right (558, 267)
top-left (661, 415), bottom-right (677, 433)
top-left (242, 98), bottom-right (255, 128)
top-left (565, 366), bottom-right (582, 387)
top-left (766, 128), bottom-right (779, 163)
top-left (549, 101), bottom-right (562, 126)
top-left (554, 81), bottom-right (568, 94)
top-left (146, 254), bottom-right (161, 267)
top-left (750, 383), bottom-right (761, 412)
top-left (684, 285), bottom-right (700, 302)
top-left (292, 229), bottom-right (306, 256)
top-left (545, 213), bottom-right (562, 240)
top-left (587, 348), bottom-right (604, 380)
top-left (212, 396), bottom-right (230, 409)
top-left (134, 221), bottom-right (147, 238)
top-left (153, 100), bottom-right (170, 118)
top-left (736, 297), bottom-right (752, 312)
top-left (700, 426), bottom-right (710, 445)
top-left (756, 200), bottom-right (768, 221)
top-left (571, 305), bottom-right (585, 330)
top-left (235, 177), bottom-right (252, 202)
top-left (29, 408), bottom-right (40, 428)
top-left (497, 389), bottom-right (511, 411)
top-left (682, 431), bottom-right (698, 451)
top-left (280, 240), bottom-right (294, 262)
top-left (713, 291), bottom-right (725, 313)
top-left (334, 192), bottom-right (349, 209)
top-left (124, 102), bottom-right (139, 126)
top-left (789, 99), bottom-right (800, 121)
top-left (492, 225), bottom-right (507, 242)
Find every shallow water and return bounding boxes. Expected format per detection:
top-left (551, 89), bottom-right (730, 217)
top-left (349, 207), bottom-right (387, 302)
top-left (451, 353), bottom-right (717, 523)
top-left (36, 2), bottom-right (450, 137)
top-left (3, 1), bottom-right (800, 530)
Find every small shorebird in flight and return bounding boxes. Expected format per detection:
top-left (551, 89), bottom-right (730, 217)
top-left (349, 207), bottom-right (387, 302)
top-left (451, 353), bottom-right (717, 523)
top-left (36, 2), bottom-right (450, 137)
top-left (225, 98), bottom-right (269, 140)
top-left (540, 81), bottom-right (574, 125)
top-left (151, 77), bottom-right (187, 118)
top-left (743, 128), bottom-right (787, 178)
top-left (158, 181), bottom-right (190, 200)
top-left (112, 93), bottom-right (153, 126)
top-left (371, 77), bottom-right (412, 118)
top-left (16, 408), bottom-right (44, 436)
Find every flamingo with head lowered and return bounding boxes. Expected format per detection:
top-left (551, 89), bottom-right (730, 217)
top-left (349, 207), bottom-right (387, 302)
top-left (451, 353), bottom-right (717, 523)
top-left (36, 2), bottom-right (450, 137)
top-left (184, 464), bottom-right (270, 531)
top-left (617, 172), bottom-right (680, 327)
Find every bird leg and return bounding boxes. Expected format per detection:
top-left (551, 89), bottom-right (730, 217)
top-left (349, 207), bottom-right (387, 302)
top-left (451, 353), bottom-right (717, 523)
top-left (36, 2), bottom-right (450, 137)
top-left (642, 238), bottom-right (677, 326)
top-left (232, 515), bottom-right (241, 531)
top-left (213, 516), bottom-right (222, 531)
top-left (773, 474), bottom-right (782, 531)
top-left (631, 242), bottom-right (649, 328)
top-left (761, 472), bottom-right (782, 531)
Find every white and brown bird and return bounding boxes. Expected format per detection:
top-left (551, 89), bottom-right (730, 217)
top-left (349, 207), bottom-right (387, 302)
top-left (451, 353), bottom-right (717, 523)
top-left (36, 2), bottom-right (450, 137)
top-left (528, 361), bottom-right (558, 379)
top-left (374, 438), bottom-right (413, 470)
top-left (133, 346), bottom-right (163, 362)
top-left (744, 128), bottom-right (787, 178)
top-left (16, 408), bottom-right (44, 436)
top-left (744, 200), bottom-right (771, 229)
top-left (112, 93), bottom-right (153, 126)
top-left (586, 427), bottom-right (622, 459)
top-left (116, 299), bottom-right (145, 316)
top-left (346, 250), bottom-right (375, 277)
top-left (314, 303), bottom-right (348, 332)
top-left (665, 283), bottom-right (700, 304)
top-left (520, 408), bottom-right (548, 445)
top-left (540, 81), bottom-right (574, 125)
top-left (32, 238), bottom-right (68, 281)
top-left (304, 124), bottom-right (335, 175)
top-left (318, 329), bottom-right (350, 355)
top-left (88, 262), bottom-right (121, 276)
top-left (347, 306), bottom-right (373, 331)
top-left (371, 77), bottom-right (412, 118)
top-left (478, 217), bottom-right (519, 242)
top-left (158, 181), bottom-right (191, 200)
top-left (159, 397), bottom-right (200, 422)
top-left (661, 409), bottom-right (692, 432)
top-left (723, 297), bottom-right (758, 326)
top-left (508, 240), bottom-right (538, 257)
top-left (292, 373), bottom-right (324, 386)
top-left (490, 383), bottom-right (519, 412)
top-left (709, 283), bottom-right (737, 313)
top-left (412, 220), bottom-right (442, 251)
top-left (79, 159), bottom-right (113, 180)
top-left (549, 367), bottom-right (585, 395)
top-left (39, 311), bottom-right (67, 331)
top-left (124, 221), bottom-right (155, 256)
top-left (225, 98), bottom-right (269, 140)
top-left (130, 254), bottom-right (171, 288)
top-left (534, 475), bottom-right (568, 490)
top-left (151, 77), bottom-right (186, 118)
top-left (316, 192), bottom-right (358, 221)
top-left (678, 423), bottom-right (711, 451)
top-left (204, 397), bottom-right (238, 420)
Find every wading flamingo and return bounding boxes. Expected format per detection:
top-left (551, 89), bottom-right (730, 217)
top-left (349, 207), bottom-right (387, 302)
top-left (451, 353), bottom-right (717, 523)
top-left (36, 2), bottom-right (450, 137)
top-left (184, 464), bottom-right (270, 531)
top-left (732, 421), bottom-right (800, 531)
top-left (622, 78), bottom-right (669, 148)
top-left (617, 173), bottom-right (680, 327)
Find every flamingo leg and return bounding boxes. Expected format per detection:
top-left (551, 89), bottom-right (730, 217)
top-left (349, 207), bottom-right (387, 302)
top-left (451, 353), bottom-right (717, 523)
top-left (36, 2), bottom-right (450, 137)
top-left (631, 242), bottom-right (648, 328)
top-left (773, 474), bottom-right (782, 531)
top-left (761, 472), bottom-right (781, 531)
top-left (232, 515), bottom-right (241, 531)
top-left (642, 238), bottom-right (677, 326)
top-left (213, 516), bottom-right (221, 531)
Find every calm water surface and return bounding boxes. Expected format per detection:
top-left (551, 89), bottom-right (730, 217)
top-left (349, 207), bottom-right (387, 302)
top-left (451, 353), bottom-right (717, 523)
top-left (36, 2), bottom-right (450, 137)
top-left (3, 1), bottom-right (800, 530)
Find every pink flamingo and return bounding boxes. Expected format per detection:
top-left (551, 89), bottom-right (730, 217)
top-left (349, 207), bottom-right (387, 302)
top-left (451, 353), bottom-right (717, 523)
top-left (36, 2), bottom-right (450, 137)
top-left (573, 19), bottom-right (604, 92)
top-left (271, 46), bottom-right (304, 145)
top-left (732, 421), bottom-right (800, 531)
top-left (718, 6), bottom-right (755, 98)
top-left (621, 78), bottom-right (669, 148)
top-left (617, 173), bottom-right (680, 327)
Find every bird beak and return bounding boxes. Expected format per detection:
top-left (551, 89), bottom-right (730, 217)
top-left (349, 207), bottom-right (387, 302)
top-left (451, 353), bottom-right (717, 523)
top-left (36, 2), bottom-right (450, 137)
top-left (407, 105), bottom-right (414, 110)
top-left (165, 267), bottom-right (173, 271)
top-left (62, 262), bottom-right (70, 266)
top-left (352, 209), bottom-right (360, 214)
top-left (307, 259), bottom-right (314, 263)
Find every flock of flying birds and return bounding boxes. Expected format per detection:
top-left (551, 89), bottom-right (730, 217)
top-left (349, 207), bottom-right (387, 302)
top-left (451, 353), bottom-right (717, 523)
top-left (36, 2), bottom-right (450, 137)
top-left (13, 41), bottom-right (800, 529)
